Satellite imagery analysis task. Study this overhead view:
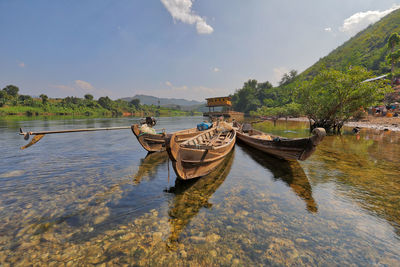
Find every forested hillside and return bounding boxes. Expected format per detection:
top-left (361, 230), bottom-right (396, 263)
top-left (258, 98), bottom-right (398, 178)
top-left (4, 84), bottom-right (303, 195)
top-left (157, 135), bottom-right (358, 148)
top-left (231, 8), bottom-right (400, 118)
top-left (301, 8), bottom-right (400, 78)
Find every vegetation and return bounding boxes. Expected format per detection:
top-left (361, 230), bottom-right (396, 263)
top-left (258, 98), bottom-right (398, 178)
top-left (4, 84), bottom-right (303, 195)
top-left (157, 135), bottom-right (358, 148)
top-left (231, 9), bottom-right (400, 134)
top-left (300, 8), bottom-right (400, 79)
top-left (297, 67), bottom-right (391, 133)
top-left (0, 85), bottom-right (199, 117)
top-left (231, 70), bottom-right (298, 114)
top-left (243, 66), bottom-right (390, 134)
top-left (387, 32), bottom-right (400, 83)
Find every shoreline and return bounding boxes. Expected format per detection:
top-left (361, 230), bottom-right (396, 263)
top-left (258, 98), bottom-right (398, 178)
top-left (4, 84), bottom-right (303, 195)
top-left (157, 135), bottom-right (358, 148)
top-left (271, 116), bottom-right (400, 132)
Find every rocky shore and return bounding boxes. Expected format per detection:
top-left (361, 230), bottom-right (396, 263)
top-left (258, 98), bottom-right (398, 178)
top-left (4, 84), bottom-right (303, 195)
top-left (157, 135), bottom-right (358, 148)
top-left (275, 116), bottom-right (400, 132)
top-left (345, 116), bottom-right (400, 132)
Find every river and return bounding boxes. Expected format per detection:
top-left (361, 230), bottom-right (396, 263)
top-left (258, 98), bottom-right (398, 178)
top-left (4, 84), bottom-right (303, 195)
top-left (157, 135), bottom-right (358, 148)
top-left (0, 116), bottom-right (399, 266)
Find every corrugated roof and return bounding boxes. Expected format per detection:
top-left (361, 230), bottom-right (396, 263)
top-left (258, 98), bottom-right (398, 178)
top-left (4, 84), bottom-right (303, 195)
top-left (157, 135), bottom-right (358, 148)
top-left (361, 74), bottom-right (389, 83)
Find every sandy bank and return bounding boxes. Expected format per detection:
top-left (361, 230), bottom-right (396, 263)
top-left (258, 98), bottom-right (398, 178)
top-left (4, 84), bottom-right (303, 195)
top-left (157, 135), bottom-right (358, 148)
top-left (271, 116), bottom-right (400, 132)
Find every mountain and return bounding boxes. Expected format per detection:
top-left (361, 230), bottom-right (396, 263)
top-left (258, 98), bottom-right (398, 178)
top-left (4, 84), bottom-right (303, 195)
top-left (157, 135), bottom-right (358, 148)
top-left (120, 94), bottom-right (205, 107)
top-left (301, 8), bottom-right (400, 79)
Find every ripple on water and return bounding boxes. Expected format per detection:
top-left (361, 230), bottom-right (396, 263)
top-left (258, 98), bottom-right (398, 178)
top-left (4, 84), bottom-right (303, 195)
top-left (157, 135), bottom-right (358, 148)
top-left (0, 117), bottom-right (400, 265)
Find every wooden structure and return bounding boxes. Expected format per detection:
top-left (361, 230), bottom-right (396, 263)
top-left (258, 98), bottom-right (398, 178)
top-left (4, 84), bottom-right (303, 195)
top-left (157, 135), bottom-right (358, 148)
top-left (234, 123), bottom-right (325, 161)
top-left (206, 96), bottom-right (232, 110)
top-left (131, 124), bottom-right (200, 153)
top-left (166, 126), bottom-right (236, 179)
top-left (203, 96), bottom-right (244, 121)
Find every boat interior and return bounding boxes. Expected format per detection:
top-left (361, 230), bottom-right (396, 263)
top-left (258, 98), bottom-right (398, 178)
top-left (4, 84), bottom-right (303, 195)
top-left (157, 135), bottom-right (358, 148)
top-left (240, 123), bottom-right (274, 140)
top-left (181, 129), bottom-right (234, 150)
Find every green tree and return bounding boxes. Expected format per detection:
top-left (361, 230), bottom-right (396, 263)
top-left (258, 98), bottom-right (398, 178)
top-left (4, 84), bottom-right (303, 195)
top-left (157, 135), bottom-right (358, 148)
top-left (296, 67), bottom-right (391, 133)
top-left (387, 33), bottom-right (400, 83)
top-left (84, 94), bottom-right (94, 100)
top-left (130, 98), bottom-right (140, 109)
top-left (232, 80), bottom-right (261, 113)
top-left (3, 85), bottom-right (19, 97)
top-left (39, 94), bottom-right (48, 105)
top-left (98, 96), bottom-right (113, 110)
top-left (0, 90), bottom-right (8, 107)
top-left (18, 94), bottom-right (33, 105)
top-left (279, 70), bottom-right (298, 86)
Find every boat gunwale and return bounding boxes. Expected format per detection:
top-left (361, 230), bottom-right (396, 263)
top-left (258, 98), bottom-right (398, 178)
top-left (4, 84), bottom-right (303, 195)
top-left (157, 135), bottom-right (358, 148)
top-left (179, 128), bottom-right (236, 151)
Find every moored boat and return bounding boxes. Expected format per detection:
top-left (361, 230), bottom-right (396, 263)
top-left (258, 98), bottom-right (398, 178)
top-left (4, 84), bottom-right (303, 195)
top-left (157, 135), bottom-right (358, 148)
top-left (166, 149), bottom-right (234, 247)
top-left (131, 124), bottom-right (201, 153)
top-left (166, 124), bottom-right (236, 180)
top-left (234, 123), bottom-right (325, 161)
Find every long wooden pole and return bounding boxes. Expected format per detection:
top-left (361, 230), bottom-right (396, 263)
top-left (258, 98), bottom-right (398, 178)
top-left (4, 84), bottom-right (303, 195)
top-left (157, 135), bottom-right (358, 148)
top-left (19, 126), bottom-right (134, 150)
top-left (19, 126), bottom-right (132, 136)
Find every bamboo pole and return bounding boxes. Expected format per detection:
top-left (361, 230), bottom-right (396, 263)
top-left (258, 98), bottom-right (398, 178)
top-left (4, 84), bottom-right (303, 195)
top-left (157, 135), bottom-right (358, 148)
top-left (19, 126), bottom-right (132, 136)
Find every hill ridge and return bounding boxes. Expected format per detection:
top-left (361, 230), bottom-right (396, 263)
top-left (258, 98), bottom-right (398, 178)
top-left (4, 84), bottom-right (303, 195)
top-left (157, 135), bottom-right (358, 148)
top-left (301, 8), bottom-right (400, 79)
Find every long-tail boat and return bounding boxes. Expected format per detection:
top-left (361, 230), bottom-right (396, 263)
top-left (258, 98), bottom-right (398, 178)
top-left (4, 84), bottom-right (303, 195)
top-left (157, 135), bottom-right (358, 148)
top-left (166, 150), bottom-right (234, 248)
top-left (166, 125), bottom-right (236, 180)
top-left (19, 123), bottom-right (200, 152)
top-left (131, 124), bottom-right (200, 153)
top-left (234, 122), bottom-right (325, 161)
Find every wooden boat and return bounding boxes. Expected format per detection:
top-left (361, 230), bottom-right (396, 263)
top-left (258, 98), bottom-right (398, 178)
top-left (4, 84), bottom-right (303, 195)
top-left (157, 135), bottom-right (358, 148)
top-left (234, 123), bottom-right (325, 161)
top-left (131, 124), bottom-right (200, 153)
top-left (166, 150), bottom-right (234, 247)
top-left (166, 125), bottom-right (236, 180)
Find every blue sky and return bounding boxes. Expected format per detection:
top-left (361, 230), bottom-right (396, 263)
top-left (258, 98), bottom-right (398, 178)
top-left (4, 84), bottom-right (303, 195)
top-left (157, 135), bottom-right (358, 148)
top-left (1, 0), bottom-right (399, 101)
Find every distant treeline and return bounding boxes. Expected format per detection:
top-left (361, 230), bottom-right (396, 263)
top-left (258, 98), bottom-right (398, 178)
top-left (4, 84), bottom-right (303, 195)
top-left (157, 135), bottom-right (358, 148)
top-left (0, 85), bottom-right (198, 117)
top-left (230, 70), bottom-right (302, 120)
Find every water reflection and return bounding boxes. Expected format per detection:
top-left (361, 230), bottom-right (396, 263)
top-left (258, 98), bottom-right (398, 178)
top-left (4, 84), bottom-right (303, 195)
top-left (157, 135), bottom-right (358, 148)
top-left (133, 152), bottom-right (169, 185)
top-left (2, 117), bottom-right (400, 265)
top-left (310, 133), bottom-right (400, 236)
top-left (166, 150), bottom-right (235, 248)
top-left (238, 143), bottom-right (318, 213)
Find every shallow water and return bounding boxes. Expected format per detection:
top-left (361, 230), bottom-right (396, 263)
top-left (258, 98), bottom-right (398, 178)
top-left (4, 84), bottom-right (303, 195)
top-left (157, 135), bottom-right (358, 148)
top-left (0, 117), bottom-right (399, 266)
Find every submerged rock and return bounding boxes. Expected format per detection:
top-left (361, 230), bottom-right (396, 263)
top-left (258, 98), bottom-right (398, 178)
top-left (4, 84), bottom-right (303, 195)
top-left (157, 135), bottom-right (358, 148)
top-left (206, 233), bottom-right (221, 243)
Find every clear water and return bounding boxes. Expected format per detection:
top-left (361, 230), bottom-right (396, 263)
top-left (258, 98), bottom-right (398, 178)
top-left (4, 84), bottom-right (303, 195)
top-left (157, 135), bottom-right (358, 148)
top-left (0, 117), bottom-right (399, 266)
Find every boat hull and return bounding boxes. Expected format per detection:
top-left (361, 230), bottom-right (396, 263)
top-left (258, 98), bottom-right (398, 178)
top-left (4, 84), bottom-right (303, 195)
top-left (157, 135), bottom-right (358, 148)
top-left (166, 128), bottom-right (236, 180)
top-left (236, 127), bottom-right (325, 161)
top-left (131, 124), bottom-right (200, 153)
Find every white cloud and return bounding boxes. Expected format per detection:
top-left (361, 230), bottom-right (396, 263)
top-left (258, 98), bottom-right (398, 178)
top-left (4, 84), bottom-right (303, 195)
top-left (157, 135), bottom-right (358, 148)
top-left (213, 67), bottom-right (220, 72)
top-left (74, 80), bottom-right (94, 91)
top-left (160, 0), bottom-right (214, 34)
top-left (53, 84), bottom-right (75, 92)
top-left (340, 4), bottom-right (400, 35)
top-left (272, 67), bottom-right (289, 85)
top-left (165, 81), bottom-right (188, 91)
top-left (324, 27), bottom-right (332, 32)
top-left (51, 81), bottom-right (114, 98)
top-left (18, 62), bottom-right (25, 68)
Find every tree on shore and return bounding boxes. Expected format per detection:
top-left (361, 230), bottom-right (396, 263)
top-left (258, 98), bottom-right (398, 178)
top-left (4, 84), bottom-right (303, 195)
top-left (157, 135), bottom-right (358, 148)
top-left (3, 85), bottom-right (19, 98)
top-left (98, 96), bottom-right (113, 110)
top-left (296, 67), bottom-right (391, 134)
top-left (279, 70), bottom-right (298, 86)
top-left (129, 99), bottom-right (140, 109)
top-left (84, 94), bottom-right (94, 100)
top-left (0, 90), bottom-right (8, 107)
top-left (40, 94), bottom-right (48, 105)
top-left (387, 33), bottom-right (400, 84)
